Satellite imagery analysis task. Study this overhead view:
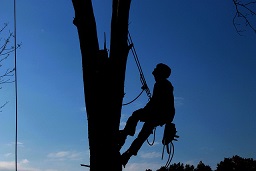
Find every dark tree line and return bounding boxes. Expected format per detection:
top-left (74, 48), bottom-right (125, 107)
top-left (154, 161), bottom-right (212, 171)
top-left (145, 155), bottom-right (256, 171)
top-left (216, 155), bottom-right (256, 171)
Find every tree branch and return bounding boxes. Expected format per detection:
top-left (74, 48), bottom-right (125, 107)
top-left (0, 101), bottom-right (8, 112)
top-left (0, 23), bottom-right (20, 111)
top-left (232, 0), bottom-right (256, 35)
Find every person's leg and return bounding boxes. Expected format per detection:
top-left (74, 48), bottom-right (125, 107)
top-left (121, 122), bottom-right (157, 167)
top-left (123, 109), bottom-right (145, 136)
top-left (127, 122), bottom-right (156, 155)
top-left (118, 109), bottom-right (145, 150)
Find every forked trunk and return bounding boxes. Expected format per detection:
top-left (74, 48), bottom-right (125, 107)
top-left (72, 0), bottom-right (131, 170)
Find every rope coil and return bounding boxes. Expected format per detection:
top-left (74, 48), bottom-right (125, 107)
top-left (162, 142), bottom-right (175, 169)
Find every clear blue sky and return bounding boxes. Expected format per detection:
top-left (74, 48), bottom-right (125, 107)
top-left (1, 1), bottom-right (256, 171)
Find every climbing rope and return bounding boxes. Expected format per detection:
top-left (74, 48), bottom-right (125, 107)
top-left (128, 32), bottom-right (151, 100)
top-left (146, 127), bottom-right (156, 146)
top-left (122, 89), bottom-right (144, 106)
top-left (162, 142), bottom-right (175, 169)
top-left (123, 32), bottom-right (157, 146)
top-left (122, 32), bottom-right (151, 106)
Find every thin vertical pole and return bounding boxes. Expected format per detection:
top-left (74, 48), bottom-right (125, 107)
top-left (14, 0), bottom-right (18, 171)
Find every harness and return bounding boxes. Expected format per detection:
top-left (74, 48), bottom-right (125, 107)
top-left (162, 123), bottom-right (179, 168)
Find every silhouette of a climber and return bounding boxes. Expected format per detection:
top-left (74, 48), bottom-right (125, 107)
top-left (119, 63), bottom-right (175, 167)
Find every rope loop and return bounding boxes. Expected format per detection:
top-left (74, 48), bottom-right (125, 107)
top-left (122, 89), bottom-right (144, 106)
top-left (146, 127), bottom-right (156, 146)
top-left (161, 142), bottom-right (175, 169)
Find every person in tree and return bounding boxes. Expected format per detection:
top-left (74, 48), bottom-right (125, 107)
top-left (118, 63), bottom-right (176, 167)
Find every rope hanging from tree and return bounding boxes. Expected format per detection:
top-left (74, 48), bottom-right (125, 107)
top-left (162, 142), bottom-right (175, 169)
top-left (122, 32), bottom-right (157, 146)
top-left (122, 32), bottom-right (151, 106)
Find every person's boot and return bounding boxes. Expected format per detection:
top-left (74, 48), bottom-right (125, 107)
top-left (118, 130), bottom-right (127, 151)
top-left (121, 150), bottom-right (132, 168)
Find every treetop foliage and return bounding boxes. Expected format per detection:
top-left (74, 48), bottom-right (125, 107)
top-left (145, 155), bottom-right (256, 171)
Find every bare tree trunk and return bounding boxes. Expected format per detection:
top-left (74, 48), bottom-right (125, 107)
top-left (72, 0), bottom-right (131, 171)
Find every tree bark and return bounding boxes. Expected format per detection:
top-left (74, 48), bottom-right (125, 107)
top-left (72, 0), bottom-right (131, 171)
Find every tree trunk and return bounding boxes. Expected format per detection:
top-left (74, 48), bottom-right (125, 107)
top-left (72, 0), bottom-right (131, 171)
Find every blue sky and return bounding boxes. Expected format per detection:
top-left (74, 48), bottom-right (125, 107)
top-left (1, 1), bottom-right (256, 171)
